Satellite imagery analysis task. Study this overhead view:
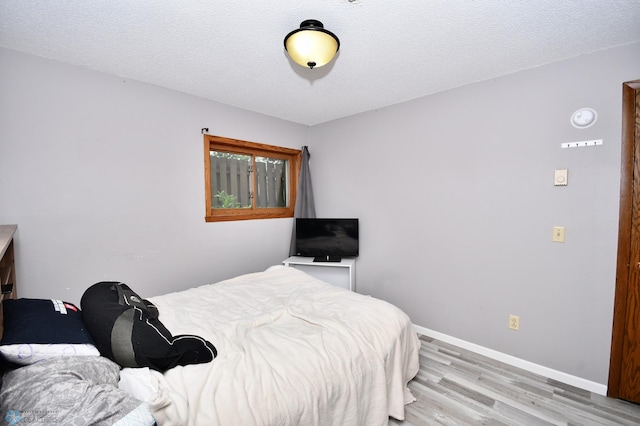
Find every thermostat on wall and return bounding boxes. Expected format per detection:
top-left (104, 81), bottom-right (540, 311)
top-left (554, 169), bottom-right (568, 186)
top-left (571, 108), bottom-right (597, 129)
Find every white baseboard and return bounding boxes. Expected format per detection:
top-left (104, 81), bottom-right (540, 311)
top-left (413, 324), bottom-right (608, 396)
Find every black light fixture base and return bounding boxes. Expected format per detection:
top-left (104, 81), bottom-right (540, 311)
top-left (299, 19), bottom-right (324, 29)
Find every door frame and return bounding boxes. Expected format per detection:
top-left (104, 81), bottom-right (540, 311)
top-left (608, 80), bottom-right (640, 398)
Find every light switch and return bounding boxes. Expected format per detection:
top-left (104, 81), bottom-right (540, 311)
top-left (552, 226), bottom-right (566, 243)
top-left (554, 169), bottom-right (568, 186)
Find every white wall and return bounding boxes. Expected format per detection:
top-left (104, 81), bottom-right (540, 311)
top-left (309, 42), bottom-right (640, 385)
top-left (0, 47), bottom-right (309, 303)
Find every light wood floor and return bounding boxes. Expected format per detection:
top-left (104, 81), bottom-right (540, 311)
top-left (391, 335), bottom-right (640, 425)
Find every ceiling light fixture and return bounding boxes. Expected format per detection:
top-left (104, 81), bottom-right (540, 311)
top-left (284, 20), bottom-right (340, 70)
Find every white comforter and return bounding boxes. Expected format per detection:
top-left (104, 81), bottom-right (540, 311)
top-left (143, 266), bottom-right (420, 426)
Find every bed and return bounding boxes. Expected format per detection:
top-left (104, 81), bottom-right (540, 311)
top-left (0, 265), bottom-right (420, 426)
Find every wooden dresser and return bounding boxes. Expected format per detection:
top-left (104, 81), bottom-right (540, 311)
top-left (0, 225), bottom-right (17, 334)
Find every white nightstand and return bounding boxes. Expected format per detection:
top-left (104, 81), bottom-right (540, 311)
top-left (283, 256), bottom-right (356, 291)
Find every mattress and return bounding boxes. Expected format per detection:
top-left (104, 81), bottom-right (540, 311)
top-left (134, 266), bottom-right (420, 426)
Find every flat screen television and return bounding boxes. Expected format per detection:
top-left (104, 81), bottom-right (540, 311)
top-left (295, 218), bottom-right (359, 262)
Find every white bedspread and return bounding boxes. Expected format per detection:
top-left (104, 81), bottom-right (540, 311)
top-left (144, 266), bottom-right (420, 426)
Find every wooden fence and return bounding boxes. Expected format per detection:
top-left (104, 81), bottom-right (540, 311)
top-left (211, 156), bottom-right (287, 208)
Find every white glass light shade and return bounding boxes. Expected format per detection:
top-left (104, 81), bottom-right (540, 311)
top-left (284, 20), bottom-right (340, 69)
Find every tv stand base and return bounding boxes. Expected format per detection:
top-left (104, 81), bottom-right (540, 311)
top-left (313, 255), bottom-right (342, 262)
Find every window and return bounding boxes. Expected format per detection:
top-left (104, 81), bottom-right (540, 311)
top-left (204, 134), bottom-right (301, 222)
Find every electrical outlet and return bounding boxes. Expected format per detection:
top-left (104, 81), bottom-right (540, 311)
top-left (509, 314), bottom-right (520, 331)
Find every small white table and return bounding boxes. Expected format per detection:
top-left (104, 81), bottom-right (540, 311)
top-left (283, 256), bottom-right (356, 291)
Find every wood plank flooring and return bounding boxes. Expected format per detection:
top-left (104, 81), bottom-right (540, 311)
top-left (391, 335), bottom-right (640, 425)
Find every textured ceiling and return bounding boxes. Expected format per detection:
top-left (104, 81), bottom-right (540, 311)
top-left (1, 1), bottom-right (640, 126)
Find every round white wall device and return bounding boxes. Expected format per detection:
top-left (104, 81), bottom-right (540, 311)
top-left (571, 108), bottom-right (597, 129)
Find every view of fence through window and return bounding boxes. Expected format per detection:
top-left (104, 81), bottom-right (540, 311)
top-left (210, 151), bottom-right (289, 209)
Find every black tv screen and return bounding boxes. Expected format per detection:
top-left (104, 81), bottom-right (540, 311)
top-left (295, 218), bottom-right (359, 262)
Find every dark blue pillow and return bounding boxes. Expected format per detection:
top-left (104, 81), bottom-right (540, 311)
top-left (1, 299), bottom-right (94, 345)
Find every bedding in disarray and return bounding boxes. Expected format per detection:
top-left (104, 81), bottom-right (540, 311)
top-left (0, 356), bottom-right (154, 426)
top-left (0, 298), bottom-right (155, 426)
top-left (141, 266), bottom-right (421, 426)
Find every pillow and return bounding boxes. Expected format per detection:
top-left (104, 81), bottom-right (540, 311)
top-left (0, 343), bottom-right (99, 365)
top-left (1, 298), bottom-right (95, 345)
top-left (0, 298), bottom-right (98, 365)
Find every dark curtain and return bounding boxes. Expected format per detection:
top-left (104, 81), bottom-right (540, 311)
top-left (289, 146), bottom-right (316, 255)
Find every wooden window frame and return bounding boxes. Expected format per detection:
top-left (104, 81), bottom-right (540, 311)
top-left (204, 134), bottom-right (301, 222)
